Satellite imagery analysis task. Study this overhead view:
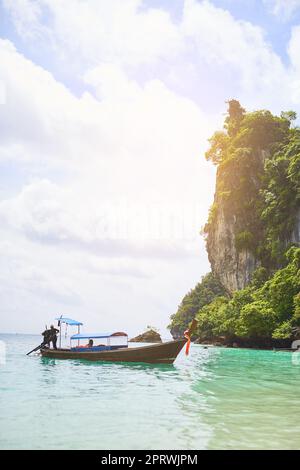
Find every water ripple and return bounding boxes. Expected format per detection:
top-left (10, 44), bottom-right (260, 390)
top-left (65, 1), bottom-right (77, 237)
top-left (0, 335), bottom-right (299, 449)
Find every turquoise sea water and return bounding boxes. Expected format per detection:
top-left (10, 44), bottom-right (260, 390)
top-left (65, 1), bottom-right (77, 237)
top-left (0, 333), bottom-right (299, 450)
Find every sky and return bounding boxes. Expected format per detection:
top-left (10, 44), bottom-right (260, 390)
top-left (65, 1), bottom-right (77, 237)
top-left (1, 0), bottom-right (300, 336)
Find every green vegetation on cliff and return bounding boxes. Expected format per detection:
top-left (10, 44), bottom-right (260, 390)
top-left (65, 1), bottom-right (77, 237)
top-left (169, 101), bottom-right (300, 345)
top-left (205, 100), bottom-right (300, 269)
top-left (168, 273), bottom-right (226, 338)
top-left (195, 247), bottom-right (300, 345)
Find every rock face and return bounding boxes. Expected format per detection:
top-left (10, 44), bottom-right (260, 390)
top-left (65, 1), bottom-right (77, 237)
top-left (290, 209), bottom-right (300, 245)
top-left (203, 103), bottom-right (300, 295)
top-left (206, 197), bottom-right (260, 293)
top-left (130, 329), bottom-right (162, 343)
top-left (206, 159), bottom-right (300, 294)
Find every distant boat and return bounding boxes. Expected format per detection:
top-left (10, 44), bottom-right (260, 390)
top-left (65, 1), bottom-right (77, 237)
top-left (35, 317), bottom-right (197, 365)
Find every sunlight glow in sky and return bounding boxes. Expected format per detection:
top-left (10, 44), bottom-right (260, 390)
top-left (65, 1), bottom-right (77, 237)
top-left (1, 0), bottom-right (300, 335)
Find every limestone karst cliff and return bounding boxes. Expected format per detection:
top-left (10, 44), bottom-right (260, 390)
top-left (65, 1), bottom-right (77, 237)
top-left (169, 102), bottom-right (300, 344)
top-left (206, 169), bottom-right (300, 294)
top-left (204, 102), bottom-right (300, 293)
top-left (205, 167), bottom-right (261, 293)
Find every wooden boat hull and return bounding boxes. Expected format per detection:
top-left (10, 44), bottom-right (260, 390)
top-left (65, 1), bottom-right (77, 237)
top-left (40, 339), bottom-right (187, 364)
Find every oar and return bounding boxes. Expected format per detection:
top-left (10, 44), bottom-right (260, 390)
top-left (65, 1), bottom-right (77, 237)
top-left (26, 341), bottom-right (47, 356)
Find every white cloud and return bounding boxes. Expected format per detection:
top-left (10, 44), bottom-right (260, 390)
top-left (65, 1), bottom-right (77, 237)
top-left (4, 0), bottom-right (299, 112)
top-left (2, 0), bottom-right (46, 39)
top-left (264, 0), bottom-right (300, 19)
top-left (288, 26), bottom-right (300, 71)
top-left (180, 0), bottom-right (293, 110)
top-left (0, 178), bottom-right (204, 260)
top-left (0, 37), bottom-right (213, 334)
top-left (3, 0), bottom-right (183, 67)
top-left (287, 26), bottom-right (300, 103)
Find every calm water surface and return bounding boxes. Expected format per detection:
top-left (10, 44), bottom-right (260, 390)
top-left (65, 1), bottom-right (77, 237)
top-left (0, 334), bottom-right (299, 449)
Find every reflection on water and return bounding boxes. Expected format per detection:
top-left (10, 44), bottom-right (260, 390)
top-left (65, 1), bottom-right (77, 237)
top-left (0, 334), bottom-right (300, 449)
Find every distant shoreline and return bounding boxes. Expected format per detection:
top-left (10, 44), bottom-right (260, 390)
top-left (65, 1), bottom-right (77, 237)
top-left (0, 332), bottom-right (296, 352)
top-left (0, 332), bottom-right (40, 336)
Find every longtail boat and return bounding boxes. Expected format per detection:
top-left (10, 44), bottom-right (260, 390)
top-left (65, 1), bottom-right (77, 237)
top-left (33, 317), bottom-right (197, 365)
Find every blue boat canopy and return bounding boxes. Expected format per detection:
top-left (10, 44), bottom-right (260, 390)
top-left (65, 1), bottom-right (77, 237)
top-left (71, 332), bottom-right (127, 340)
top-left (55, 317), bottom-right (83, 326)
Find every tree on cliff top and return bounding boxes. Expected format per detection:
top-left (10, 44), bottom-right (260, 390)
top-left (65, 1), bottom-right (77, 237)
top-left (224, 99), bottom-right (246, 137)
top-left (205, 100), bottom-right (291, 165)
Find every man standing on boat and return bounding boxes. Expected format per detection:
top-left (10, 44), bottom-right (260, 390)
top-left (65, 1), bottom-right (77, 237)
top-left (49, 325), bottom-right (59, 349)
top-left (42, 325), bottom-right (59, 349)
top-left (41, 327), bottom-right (51, 348)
